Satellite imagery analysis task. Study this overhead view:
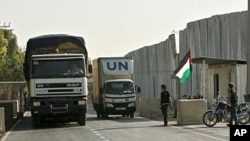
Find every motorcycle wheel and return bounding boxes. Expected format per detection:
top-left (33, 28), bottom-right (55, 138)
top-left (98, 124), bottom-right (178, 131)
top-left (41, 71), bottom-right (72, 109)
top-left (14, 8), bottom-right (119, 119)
top-left (202, 111), bottom-right (218, 127)
top-left (238, 111), bottom-right (250, 124)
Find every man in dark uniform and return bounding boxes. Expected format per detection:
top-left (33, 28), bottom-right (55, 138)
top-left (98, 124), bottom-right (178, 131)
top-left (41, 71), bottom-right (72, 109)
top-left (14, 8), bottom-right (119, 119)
top-left (160, 84), bottom-right (173, 126)
top-left (226, 82), bottom-right (239, 126)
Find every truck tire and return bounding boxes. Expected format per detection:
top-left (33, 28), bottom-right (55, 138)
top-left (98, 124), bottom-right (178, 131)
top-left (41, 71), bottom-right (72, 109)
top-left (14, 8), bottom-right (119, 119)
top-left (102, 110), bottom-right (108, 119)
top-left (78, 112), bottom-right (86, 126)
top-left (32, 116), bottom-right (41, 128)
top-left (97, 112), bottom-right (101, 118)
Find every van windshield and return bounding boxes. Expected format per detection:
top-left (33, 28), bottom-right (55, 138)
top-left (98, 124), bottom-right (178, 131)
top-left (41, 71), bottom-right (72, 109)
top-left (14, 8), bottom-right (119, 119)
top-left (105, 82), bottom-right (134, 94)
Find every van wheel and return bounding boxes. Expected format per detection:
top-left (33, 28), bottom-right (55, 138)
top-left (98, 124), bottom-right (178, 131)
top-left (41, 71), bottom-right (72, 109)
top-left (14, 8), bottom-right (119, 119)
top-left (96, 109), bottom-right (101, 118)
top-left (130, 112), bottom-right (134, 118)
top-left (78, 112), bottom-right (86, 126)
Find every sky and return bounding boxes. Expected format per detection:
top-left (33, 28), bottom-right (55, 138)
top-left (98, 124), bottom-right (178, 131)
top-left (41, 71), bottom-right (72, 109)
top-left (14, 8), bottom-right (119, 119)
top-left (0, 0), bottom-right (248, 59)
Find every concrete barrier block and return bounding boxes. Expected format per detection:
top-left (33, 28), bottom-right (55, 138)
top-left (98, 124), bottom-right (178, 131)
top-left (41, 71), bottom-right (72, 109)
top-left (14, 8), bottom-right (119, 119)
top-left (0, 107), bottom-right (5, 133)
top-left (0, 100), bottom-right (18, 118)
top-left (0, 102), bottom-right (14, 130)
top-left (139, 97), bottom-right (162, 119)
top-left (177, 99), bottom-right (207, 125)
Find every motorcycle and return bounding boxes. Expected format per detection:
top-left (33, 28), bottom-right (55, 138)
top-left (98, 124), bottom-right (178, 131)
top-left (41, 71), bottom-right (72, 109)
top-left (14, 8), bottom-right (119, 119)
top-left (203, 96), bottom-right (250, 127)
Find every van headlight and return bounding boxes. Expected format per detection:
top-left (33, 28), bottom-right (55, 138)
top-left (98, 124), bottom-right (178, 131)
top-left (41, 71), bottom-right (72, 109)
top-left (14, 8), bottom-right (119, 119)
top-left (128, 103), bottom-right (135, 107)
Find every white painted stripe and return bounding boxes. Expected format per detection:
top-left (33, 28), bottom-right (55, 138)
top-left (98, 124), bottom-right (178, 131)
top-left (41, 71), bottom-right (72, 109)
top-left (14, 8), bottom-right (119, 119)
top-left (1, 112), bottom-right (29, 141)
top-left (1, 120), bottom-right (21, 141)
top-left (87, 125), bottom-right (109, 141)
top-left (171, 125), bottom-right (228, 141)
top-left (149, 120), bottom-right (227, 141)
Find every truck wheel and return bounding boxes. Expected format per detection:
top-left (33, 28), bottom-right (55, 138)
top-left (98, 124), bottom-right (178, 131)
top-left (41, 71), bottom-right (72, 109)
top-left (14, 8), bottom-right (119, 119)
top-left (97, 112), bottom-right (101, 118)
top-left (32, 116), bottom-right (41, 128)
top-left (102, 110), bottom-right (108, 119)
top-left (78, 112), bottom-right (86, 126)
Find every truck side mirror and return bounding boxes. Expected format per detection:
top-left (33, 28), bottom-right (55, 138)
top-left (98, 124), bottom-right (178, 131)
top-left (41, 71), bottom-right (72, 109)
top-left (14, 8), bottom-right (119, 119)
top-left (100, 87), bottom-right (103, 93)
top-left (88, 64), bottom-right (92, 73)
top-left (23, 62), bottom-right (29, 80)
top-left (136, 87), bottom-right (141, 93)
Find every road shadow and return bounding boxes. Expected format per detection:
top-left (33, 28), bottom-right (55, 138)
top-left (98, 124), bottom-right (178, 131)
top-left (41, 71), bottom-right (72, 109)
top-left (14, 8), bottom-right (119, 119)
top-left (87, 115), bottom-right (152, 123)
top-left (94, 123), bottom-right (170, 131)
top-left (10, 116), bottom-right (85, 132)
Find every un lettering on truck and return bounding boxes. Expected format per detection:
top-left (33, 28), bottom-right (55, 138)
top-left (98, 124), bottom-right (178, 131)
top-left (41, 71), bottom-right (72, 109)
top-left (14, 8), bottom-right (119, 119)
top-left (92, 57), bottom-right (138, 119)
top-left (101, 59), bottom-right (133, 75)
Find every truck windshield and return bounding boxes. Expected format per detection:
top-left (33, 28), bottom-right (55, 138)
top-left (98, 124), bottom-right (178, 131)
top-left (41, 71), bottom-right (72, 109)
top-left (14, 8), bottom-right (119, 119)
top-left (105, 82), bottom-right (134, 94)
top-left (32, 59), bottom-right (85, 78)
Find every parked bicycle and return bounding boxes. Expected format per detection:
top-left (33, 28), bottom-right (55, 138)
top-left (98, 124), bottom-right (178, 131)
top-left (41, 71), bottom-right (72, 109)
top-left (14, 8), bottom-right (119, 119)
top-left (203, 96), bottom-right (250, 127)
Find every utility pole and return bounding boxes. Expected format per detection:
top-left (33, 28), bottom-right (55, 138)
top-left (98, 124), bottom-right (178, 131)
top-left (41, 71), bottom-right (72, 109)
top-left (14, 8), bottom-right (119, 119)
top-left (0, 22), bottom-right (11, 29)
top-left (247, 0), bottom-right (250, 94)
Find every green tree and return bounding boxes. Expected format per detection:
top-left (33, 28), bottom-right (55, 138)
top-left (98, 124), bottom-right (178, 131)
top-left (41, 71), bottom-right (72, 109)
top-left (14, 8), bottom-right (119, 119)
top-left (0, 29), bottom-right (24, 81)
top-left (0, 29), bottom-right (8, 79)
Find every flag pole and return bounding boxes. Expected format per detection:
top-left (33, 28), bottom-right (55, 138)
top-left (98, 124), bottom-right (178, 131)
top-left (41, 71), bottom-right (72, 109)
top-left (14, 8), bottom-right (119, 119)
top-left (190, 69), bottom-right (192, 97)
top-left (202, 59), bottom-right (206, 99)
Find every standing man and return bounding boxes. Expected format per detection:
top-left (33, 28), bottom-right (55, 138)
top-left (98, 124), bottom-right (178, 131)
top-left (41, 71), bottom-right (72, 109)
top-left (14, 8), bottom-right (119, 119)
top-left (226, 82), bottom-right (239, 126)
top-left (160, 84), bottom-right (173, 126)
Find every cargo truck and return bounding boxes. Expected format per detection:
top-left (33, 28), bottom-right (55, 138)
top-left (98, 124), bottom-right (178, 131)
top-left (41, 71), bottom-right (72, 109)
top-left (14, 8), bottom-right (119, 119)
top-left (92, 57), bottom-right (140, 119)
top-left (23, 34), bottom-right (91, 127)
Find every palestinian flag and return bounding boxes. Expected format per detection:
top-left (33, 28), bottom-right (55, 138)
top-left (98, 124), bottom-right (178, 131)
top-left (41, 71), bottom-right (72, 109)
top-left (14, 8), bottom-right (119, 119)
top-left (174, 50), bottom-right (192, 83)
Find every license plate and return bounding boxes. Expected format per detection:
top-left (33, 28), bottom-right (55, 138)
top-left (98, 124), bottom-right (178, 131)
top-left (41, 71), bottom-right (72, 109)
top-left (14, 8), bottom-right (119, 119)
top-left (116, 107), bottom-right (126, 110)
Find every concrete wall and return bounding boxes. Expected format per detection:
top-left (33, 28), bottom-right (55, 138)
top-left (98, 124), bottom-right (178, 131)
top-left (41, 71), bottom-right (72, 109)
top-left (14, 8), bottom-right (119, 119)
top-left (179, 11), bottom-right (247, 60)
top-left (125, 11), bottom-right (248, 105)
top-left (177, 99), bottom-right (207, 125)
top-left (0, 107), bottom-right (5, 133)
top-left (125, 35), bottom-right (178, 100)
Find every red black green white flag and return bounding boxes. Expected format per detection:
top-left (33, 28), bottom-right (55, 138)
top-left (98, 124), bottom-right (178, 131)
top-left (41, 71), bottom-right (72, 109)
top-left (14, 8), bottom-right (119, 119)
top-left (174, 50), bottom-right (192, 83)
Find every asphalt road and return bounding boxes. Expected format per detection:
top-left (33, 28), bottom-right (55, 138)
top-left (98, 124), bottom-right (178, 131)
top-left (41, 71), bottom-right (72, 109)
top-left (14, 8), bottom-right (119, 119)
top-left (0, 106), bottom-right (232, 141)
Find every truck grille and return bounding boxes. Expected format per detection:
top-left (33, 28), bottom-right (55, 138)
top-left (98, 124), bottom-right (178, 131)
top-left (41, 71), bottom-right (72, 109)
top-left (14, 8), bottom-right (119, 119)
top-left (50, 103), bottom-right (68, 113)
top-left (36, 93), bottom-right (82, 96)
top-left (48, 89), bottom-right (74, 92)
top-left (113, 103), bottom-right (129, 107)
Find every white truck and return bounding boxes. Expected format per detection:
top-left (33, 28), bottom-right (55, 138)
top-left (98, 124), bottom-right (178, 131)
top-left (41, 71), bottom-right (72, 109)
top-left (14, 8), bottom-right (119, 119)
top-left (23, 34), bottom-right (91, 127)
top-left (92, 57), bottom-right (140, 119)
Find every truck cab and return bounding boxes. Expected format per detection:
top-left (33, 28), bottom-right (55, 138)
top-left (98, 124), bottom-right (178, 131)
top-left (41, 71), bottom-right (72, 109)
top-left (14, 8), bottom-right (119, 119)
top-left (103, 79), bottom-right (136, 117)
